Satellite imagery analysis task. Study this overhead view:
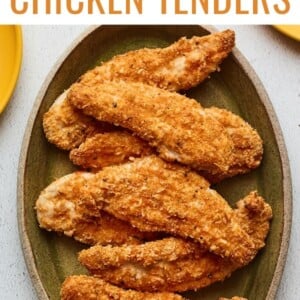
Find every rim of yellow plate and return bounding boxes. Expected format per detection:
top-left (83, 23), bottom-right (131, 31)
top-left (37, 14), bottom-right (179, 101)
top-left (273, 25), bottom-right (300, 42)
top-left (0, 25), bottom-right (23, 114)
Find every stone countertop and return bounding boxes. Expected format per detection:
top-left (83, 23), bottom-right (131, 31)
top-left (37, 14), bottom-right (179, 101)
top-left (0, 25), bottom-right (299, 299)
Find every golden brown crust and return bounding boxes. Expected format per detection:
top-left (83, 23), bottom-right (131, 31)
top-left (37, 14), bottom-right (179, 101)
top-left (44, 29), bottom-right (263, 181)
top-left (38, 30), bottom-right (270, 297)
top-left (79, 238), bottom-right (233, 293)
top-left (234, 191), bottom-right (272, 249)
top-left (91, 253), bottom-right (234, 293)
top-left (43, 91), bottom-right (114, 151)
top-left (37, 156), bottom-right (263, 265)
top-left (44, 30), bottom-right (235, 151)
top-left (68, 81), bottom-right (234, 174)
top-left (89, 156), bottom-right (268, 265)
top-left (35, 172), bottom-right (157, 246)
top-left (79, 237), bottom-right (198, 270)
top-left (60, 275), bottom-right (184, 300)
top-left (68, 107), bottom-right (263, 181)
top-left (78, 193), bottom-right (271, 293)
top-left (69, 213), bottom-right (159, 246)
top-left (69, 131), bottom-right (152, 170)
top-left (79, 30), bottom-right (235, 92)
top-left (203, 107), bottom-right (263, 182)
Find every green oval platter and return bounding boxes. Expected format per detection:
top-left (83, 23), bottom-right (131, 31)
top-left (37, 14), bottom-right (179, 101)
top-left (18, 25), bottom-right (292, 300)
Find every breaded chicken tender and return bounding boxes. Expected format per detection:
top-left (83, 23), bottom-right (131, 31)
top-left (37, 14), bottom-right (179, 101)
top-left (36, 156), bottom-right (265, 265)
top-left (79, 30), bottom-right (235, 91)
top-left (35, 172), bottom-right (157, 246)
top-left (43, 30), bottom-right (235, 151)
top-left (79, 238), bottom-right (198, 270)
top-left (44, 29), bottom-right (262, 180)
top-left (202, 107), bottom-right (263, 181)
top-left (70, 108), bottom-right (262, 182)
top-left (68, 81), bottom-right (234, 174)
top-left (60, 275), bottom-right (184, 300)
top-left (69, 131), bottom-right (152, 170)
top-left (43, 91), bottom-right (115, 150)
top-left (78, 193), bottom-right (272, 292)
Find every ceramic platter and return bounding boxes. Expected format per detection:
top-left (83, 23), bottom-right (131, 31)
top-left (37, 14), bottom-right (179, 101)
top-left (18, 26), bottom-right (292, 300)
top-left (0, 25), bottom-right (22, 113)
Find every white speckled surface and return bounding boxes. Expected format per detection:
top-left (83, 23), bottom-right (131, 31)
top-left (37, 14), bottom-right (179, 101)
top-left (0, 25), bottom-right (299, 299)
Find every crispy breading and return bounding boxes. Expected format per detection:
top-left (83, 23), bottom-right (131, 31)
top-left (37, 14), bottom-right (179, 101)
top-left (234, 191), bottom-right (272, 249)
top-left (68, 81), bottom-right (234, 174)
top-left (84, 247), bottom-right (234, 293)
top-left (79, 30), bottom-right (235, 91)
top-left (44, 29), bottom-right (263, 180)
top-left (36, 156), bottom-right (264, 265)
top-left (78, 193), bottom-right (271, 292)
top-left (43, 91), bottom-right (89, 150)
top-left (43, 91), bottom-right (115, 150)
top-left (202, 107), bottom-right (263, 182)
top-left (43, 30), bottom-right (235, 151)
top-left (69, 131), bottom-right (152, 170)
top-left (35, 172), bottom-right (158, 246)
top-left (69, 108), bottom-right (262, 182)
top-left (60, 275), bottom-right (184, 300)
top-left (79, 238), bottom-right (198, 270)
top-left (86, 156), bottom-right (269, 265)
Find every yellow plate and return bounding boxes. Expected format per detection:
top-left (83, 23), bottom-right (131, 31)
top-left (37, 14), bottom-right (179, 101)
top-left (273, 25), bottom-right (300, 41)
top-left (0, 25), bottom-right (23, 114)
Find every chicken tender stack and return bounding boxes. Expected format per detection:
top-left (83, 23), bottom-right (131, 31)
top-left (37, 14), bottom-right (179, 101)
top-left (43, 30), bottom-right (235, 151)
top-left (77, 192), bottom-right (271, 293)
top-left (44, 29), bottom-right (263, 181)
top-left (69, 81), bottom-right (234, 175)
top-left (35, 29), bottom-right (271, 299)
top-left (36, 157), bottom-right (272, 298)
